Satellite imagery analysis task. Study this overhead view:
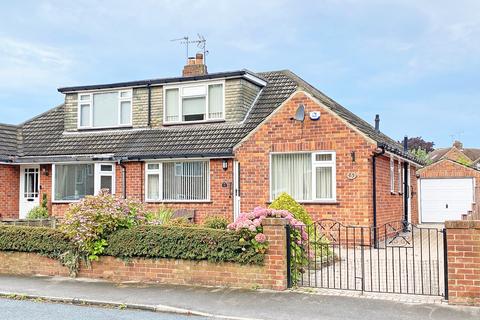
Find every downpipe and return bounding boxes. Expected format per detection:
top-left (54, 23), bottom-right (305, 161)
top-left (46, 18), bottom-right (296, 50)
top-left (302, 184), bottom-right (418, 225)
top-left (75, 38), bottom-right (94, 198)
top-left (118, 160), bottom-right (127, 199)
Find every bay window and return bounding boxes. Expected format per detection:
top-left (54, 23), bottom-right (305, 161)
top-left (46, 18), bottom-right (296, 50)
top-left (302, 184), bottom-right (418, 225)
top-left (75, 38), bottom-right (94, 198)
top-left (146, 160), bottom-right (210, 201)
top-left (53, 163), bottom-right (115, 201)
top-left (78, 90), bottom-right (132, 129)
top-left (164, 82), bottom-right (224, 123)
top-left (270, 152), bottom-right (336, 202)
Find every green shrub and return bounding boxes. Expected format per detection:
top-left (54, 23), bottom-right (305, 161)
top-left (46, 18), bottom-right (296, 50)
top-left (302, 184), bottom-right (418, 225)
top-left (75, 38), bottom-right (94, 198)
top-left (27, 206), bottom-right (50, 220)
top-left (269, 193), bottom-right (314, 225)
top-left (59, 191), bottom-right (148, 260)
top-left (145, 206), bottom-right (174, 225)
top-left (203, 216), bottom-right (229, 230)
top-left (104, 225), bottom-right (264, 265)
top-left (0, 226), bottom-right (72, 257)
top-left (163, 217), bottom-right (194, 228)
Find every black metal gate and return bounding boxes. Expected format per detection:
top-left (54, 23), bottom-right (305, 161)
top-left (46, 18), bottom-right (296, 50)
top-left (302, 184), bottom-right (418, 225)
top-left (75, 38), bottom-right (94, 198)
top-left (287, 220), bottom-right (448, 297)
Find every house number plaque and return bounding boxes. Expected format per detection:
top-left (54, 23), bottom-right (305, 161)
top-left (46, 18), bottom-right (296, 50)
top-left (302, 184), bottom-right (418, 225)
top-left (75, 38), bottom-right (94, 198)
top-left (347, 172), bottom-right (357, 180)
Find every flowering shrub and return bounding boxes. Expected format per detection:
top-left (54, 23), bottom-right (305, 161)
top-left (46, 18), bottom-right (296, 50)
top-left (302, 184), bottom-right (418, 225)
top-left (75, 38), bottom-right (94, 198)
top-left (60, 190), bottom-right (148, 260)
top-left (228, 207), bottom-right (309, 283)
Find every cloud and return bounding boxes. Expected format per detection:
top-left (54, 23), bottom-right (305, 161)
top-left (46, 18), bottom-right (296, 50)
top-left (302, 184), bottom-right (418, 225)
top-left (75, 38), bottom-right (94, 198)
top-left (0, 37), bottom-right (74, 90)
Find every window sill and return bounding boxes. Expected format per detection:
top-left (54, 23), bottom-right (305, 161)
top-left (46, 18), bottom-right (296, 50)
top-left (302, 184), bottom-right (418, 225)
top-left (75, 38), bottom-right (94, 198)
top-left (266, 200), bottom-right (340, 205)
top-left (77, 125), bottom-right (133, 131)
top-left (163, 119), bottom-right (225, 126)
top-left (145, 200), bottom-right (212, 204)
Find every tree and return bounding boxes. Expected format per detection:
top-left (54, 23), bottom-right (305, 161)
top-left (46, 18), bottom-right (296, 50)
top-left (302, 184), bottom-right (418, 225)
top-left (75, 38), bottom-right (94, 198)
top-left (410, 148), bottom-right (433, 165)
top-left (399, 136), bottom-right (435, 153)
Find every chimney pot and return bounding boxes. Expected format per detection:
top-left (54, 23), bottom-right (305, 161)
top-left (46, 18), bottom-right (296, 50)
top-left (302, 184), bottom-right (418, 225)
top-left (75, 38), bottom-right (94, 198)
top-left (453, 140), bottom-right (463, 150)
top-left (374, 114), bottom-right (380, 132)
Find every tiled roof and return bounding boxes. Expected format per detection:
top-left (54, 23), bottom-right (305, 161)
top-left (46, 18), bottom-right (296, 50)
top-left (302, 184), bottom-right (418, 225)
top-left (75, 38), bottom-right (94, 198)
top-left (2, 70), bottom-right (421, 164)
top-left (429, 147), bottom-right (480, 164)
top-left (0, 123), bottom-right (18, 161)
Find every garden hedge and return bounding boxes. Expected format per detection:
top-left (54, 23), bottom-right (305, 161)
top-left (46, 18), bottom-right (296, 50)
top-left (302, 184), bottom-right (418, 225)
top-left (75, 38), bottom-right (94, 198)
top-left (0, 225), bottom-right (264, 265)
top-left (0, 225), bottom-right (72, 258)
top-left (104, 226), bottom-right (264, 265)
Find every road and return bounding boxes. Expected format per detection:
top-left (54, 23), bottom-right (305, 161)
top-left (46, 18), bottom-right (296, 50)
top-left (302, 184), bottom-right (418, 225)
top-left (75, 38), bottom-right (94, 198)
top-left (1, 298), bottom-right (209, 320)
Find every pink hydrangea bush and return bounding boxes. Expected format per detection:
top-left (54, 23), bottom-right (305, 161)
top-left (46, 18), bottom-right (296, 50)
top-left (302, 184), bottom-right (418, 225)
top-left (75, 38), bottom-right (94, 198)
top-left (60, 190), bottom-right (148, 260)
top-left (228, 207), bottom-right (311, 284)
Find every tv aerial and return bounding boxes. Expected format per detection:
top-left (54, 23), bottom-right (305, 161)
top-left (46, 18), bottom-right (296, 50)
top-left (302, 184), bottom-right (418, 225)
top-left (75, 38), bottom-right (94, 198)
top-left (171, 34), bottom-right (209, 63)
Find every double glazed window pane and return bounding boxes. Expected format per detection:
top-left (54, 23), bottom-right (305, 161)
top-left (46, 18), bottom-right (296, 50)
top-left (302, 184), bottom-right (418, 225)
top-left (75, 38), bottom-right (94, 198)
top-left (315, 167), bottom-right (333, 199)
top-left (93, 92), bottom-right (118, 127)
top-left (120, 101), bottom-right (131, 125)
top-left (162, 162), bottom-right (208, 200)
top-left (208, 84), bottom-right (223, 119)
top-left (165, 89), bottom-right (179, 122)
top-left (80, 104), bottom-right (91, 127)
top-left (271, 153), bottom-right (312, 201)
top-left (55, 164), bottom-right (94, 201)
top-left (182, 97), bottom-right (206, 121)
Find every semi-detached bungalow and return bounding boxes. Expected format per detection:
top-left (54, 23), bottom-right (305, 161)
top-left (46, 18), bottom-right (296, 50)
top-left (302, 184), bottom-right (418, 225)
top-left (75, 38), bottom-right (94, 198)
top-left (0, 54), bottom-right (422, 228)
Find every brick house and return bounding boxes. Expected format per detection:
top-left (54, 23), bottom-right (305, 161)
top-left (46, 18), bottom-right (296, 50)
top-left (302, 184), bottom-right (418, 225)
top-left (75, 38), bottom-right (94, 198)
top-left (418, 141), bottom-right (480, 222)
top-left (0, 55), bottom-right (422, 227)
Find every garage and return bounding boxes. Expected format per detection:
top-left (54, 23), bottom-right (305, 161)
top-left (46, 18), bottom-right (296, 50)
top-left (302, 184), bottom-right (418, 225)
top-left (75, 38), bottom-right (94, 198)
top-left (419, 178), bottom-right (475, 223)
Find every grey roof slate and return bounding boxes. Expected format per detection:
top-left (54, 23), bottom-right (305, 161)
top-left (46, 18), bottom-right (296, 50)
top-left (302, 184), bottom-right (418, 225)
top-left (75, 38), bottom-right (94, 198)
top-left (429, 147), bottom-right (480, 164)
top-left (2, 70), bottom-right (421, 164)
top-left (0, 123), bottom-right (18, 161)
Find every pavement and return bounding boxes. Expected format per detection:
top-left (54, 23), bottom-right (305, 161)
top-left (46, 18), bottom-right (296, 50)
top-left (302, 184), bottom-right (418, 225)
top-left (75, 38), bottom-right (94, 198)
top-left (0, 275), bottom-right (479, 320)
top-left (1, 298), bottom-right (209, 320)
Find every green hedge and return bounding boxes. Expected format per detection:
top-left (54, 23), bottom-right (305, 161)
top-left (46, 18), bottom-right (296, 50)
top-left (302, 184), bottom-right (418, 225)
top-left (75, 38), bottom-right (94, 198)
top-left (0, 225), bottom-right (264, 266)
top-left (0, 226), bottom-right (72, 258)
top-left (104, 226), bottom-right (264, 265)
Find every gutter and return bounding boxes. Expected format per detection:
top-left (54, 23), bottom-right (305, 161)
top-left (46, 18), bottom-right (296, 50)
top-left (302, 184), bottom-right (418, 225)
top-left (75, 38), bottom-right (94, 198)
top-left (372, 145), bottom-right (385, 248)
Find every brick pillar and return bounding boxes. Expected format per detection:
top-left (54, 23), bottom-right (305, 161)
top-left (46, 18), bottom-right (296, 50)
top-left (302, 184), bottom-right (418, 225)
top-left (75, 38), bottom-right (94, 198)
top-left (262, 218), bottom-right (288, 290)
top-left (445, 220), bottom-right (480, 306)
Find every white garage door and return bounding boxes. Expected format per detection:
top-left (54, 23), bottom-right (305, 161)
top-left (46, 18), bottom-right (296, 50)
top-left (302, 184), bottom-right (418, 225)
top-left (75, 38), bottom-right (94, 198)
top-left (420, 178), bottom-right (475, 223)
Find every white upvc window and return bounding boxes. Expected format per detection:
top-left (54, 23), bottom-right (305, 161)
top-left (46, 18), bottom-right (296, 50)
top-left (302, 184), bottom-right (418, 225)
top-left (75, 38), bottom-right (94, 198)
top-left (270, 152), bottom-right (336, 202)
top-left (164, 81), bottom-right (224, 123)
top-left (390, 155), bottom-right (395, 193)
top-left (78, 89), bottom-right (132, 129)
top-left (398, 158), bottom-right (403, 194)
top-left (53, 163), bottom-right (116, 202)
top-left (145, 160), bottom-right (210, 202)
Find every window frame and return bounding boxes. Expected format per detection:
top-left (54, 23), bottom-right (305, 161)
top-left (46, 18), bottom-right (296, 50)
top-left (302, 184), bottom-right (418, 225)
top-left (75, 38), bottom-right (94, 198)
top-left (163, 80), bottom-right (225, 125)
top-left (397, 158), bottom-right (403, 194)
top-left (77, 89), bottom-right (133, 129)
top-left (52, 162), bottom-right (116, 203)
top-left (269, 151), bottom-right (337, 203)
top-left (145, 159), bottom-right (211, 203)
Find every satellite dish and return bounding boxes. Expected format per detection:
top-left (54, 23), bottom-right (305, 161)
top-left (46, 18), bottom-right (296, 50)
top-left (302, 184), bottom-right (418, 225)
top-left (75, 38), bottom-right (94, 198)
top-left (293, 104), bottom-right (305, 122)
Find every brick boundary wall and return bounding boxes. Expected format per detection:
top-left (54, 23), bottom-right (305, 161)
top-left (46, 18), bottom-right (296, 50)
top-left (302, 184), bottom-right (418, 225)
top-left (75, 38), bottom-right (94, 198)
top-left (445, 220), bottom-right (480, 306)
top-left (0, 218), bottom-right (288, 291)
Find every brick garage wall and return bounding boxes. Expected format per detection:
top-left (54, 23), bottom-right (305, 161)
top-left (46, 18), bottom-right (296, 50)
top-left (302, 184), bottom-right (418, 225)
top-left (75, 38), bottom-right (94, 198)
top-left (0, 218), bottom-right (288, 291)
top-left (0, 164), bottom-right (19, 218)
top-left (445, 220), bottom-right (480, 306)
top-left (419, 159), bottom-right (480, 220)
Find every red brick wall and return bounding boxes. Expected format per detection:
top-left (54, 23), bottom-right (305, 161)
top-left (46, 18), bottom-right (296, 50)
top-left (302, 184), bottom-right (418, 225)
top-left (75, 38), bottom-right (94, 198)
top-left (0, 218), bottom-right (288, 291)
top-left (0, 164), bottom-right (19, 218)
top-left (39, 164), bottom-right (52, 214)
top-left (234, 91), bottom-right (416, 227)
top-left (445, 220), bottom-right (480, 306)
top-left (49, 160), bottom-right (234, 223)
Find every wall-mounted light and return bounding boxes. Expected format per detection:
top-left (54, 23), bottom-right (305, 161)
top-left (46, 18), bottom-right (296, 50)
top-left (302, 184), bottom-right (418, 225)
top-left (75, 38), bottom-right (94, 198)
top-left (222, 159), bottom-right (228, 171)
top-left (42, 167), bottom-right (49, 176)
top-left (351, 151), bottom-right (356, 163)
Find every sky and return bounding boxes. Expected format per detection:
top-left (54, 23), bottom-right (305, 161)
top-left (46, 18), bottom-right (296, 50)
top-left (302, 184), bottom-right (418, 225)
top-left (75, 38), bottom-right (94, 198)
top-left (0, 0), bottom-right (479, 148)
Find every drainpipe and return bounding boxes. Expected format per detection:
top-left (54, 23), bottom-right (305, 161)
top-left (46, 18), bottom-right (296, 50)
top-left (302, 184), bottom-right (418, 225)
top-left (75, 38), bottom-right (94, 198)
top-left (372, 145), bottom-right (385, 248)
top-left (118, 160), bottom-right (127, 199)
top-left (403, 136), bottom-right (409, 226)
top-left (147, 83), bottom-right (152, 127)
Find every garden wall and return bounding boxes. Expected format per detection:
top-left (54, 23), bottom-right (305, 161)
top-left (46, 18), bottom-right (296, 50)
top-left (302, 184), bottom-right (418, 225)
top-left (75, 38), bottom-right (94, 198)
top-left (445, 220), bottom-right (480, 306)
top-left (0, 218), bottom-right (288, 291)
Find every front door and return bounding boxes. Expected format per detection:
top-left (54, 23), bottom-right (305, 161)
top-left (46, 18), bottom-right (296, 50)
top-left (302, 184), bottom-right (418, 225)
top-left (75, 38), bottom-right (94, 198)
top-left (19, 165), bottom-right (40, 219)
top-left (233, 160), bottom-right (241, 220)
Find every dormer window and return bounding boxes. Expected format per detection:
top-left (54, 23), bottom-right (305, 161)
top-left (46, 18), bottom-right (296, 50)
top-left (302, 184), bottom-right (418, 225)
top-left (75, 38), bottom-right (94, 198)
top-left (78, 89), bottom-right (132, 129)
top-left (164, 82), bottom-right (224, 123)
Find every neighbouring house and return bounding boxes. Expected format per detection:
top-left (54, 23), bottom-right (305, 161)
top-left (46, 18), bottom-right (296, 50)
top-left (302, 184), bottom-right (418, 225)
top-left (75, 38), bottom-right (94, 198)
top-left (0, 54), bottom-right (422, 228)
top-left (418, 141), bottom-right (480, 222)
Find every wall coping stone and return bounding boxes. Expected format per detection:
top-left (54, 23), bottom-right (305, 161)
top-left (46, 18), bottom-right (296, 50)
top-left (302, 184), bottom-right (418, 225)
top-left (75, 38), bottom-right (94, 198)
top-left (262, 218), bottom-right (287, 226)
top-left (445, 220), bottom-right (480, 229)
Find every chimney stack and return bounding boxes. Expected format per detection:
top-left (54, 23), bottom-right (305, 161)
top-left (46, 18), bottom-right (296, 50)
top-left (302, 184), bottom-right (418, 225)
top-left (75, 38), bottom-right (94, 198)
top-left (374, 114), bottom-right (380, 132)
top-left (453, 140), bottom-right (463, 150)
top-left (182, 53), bottom-right (208, 77)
